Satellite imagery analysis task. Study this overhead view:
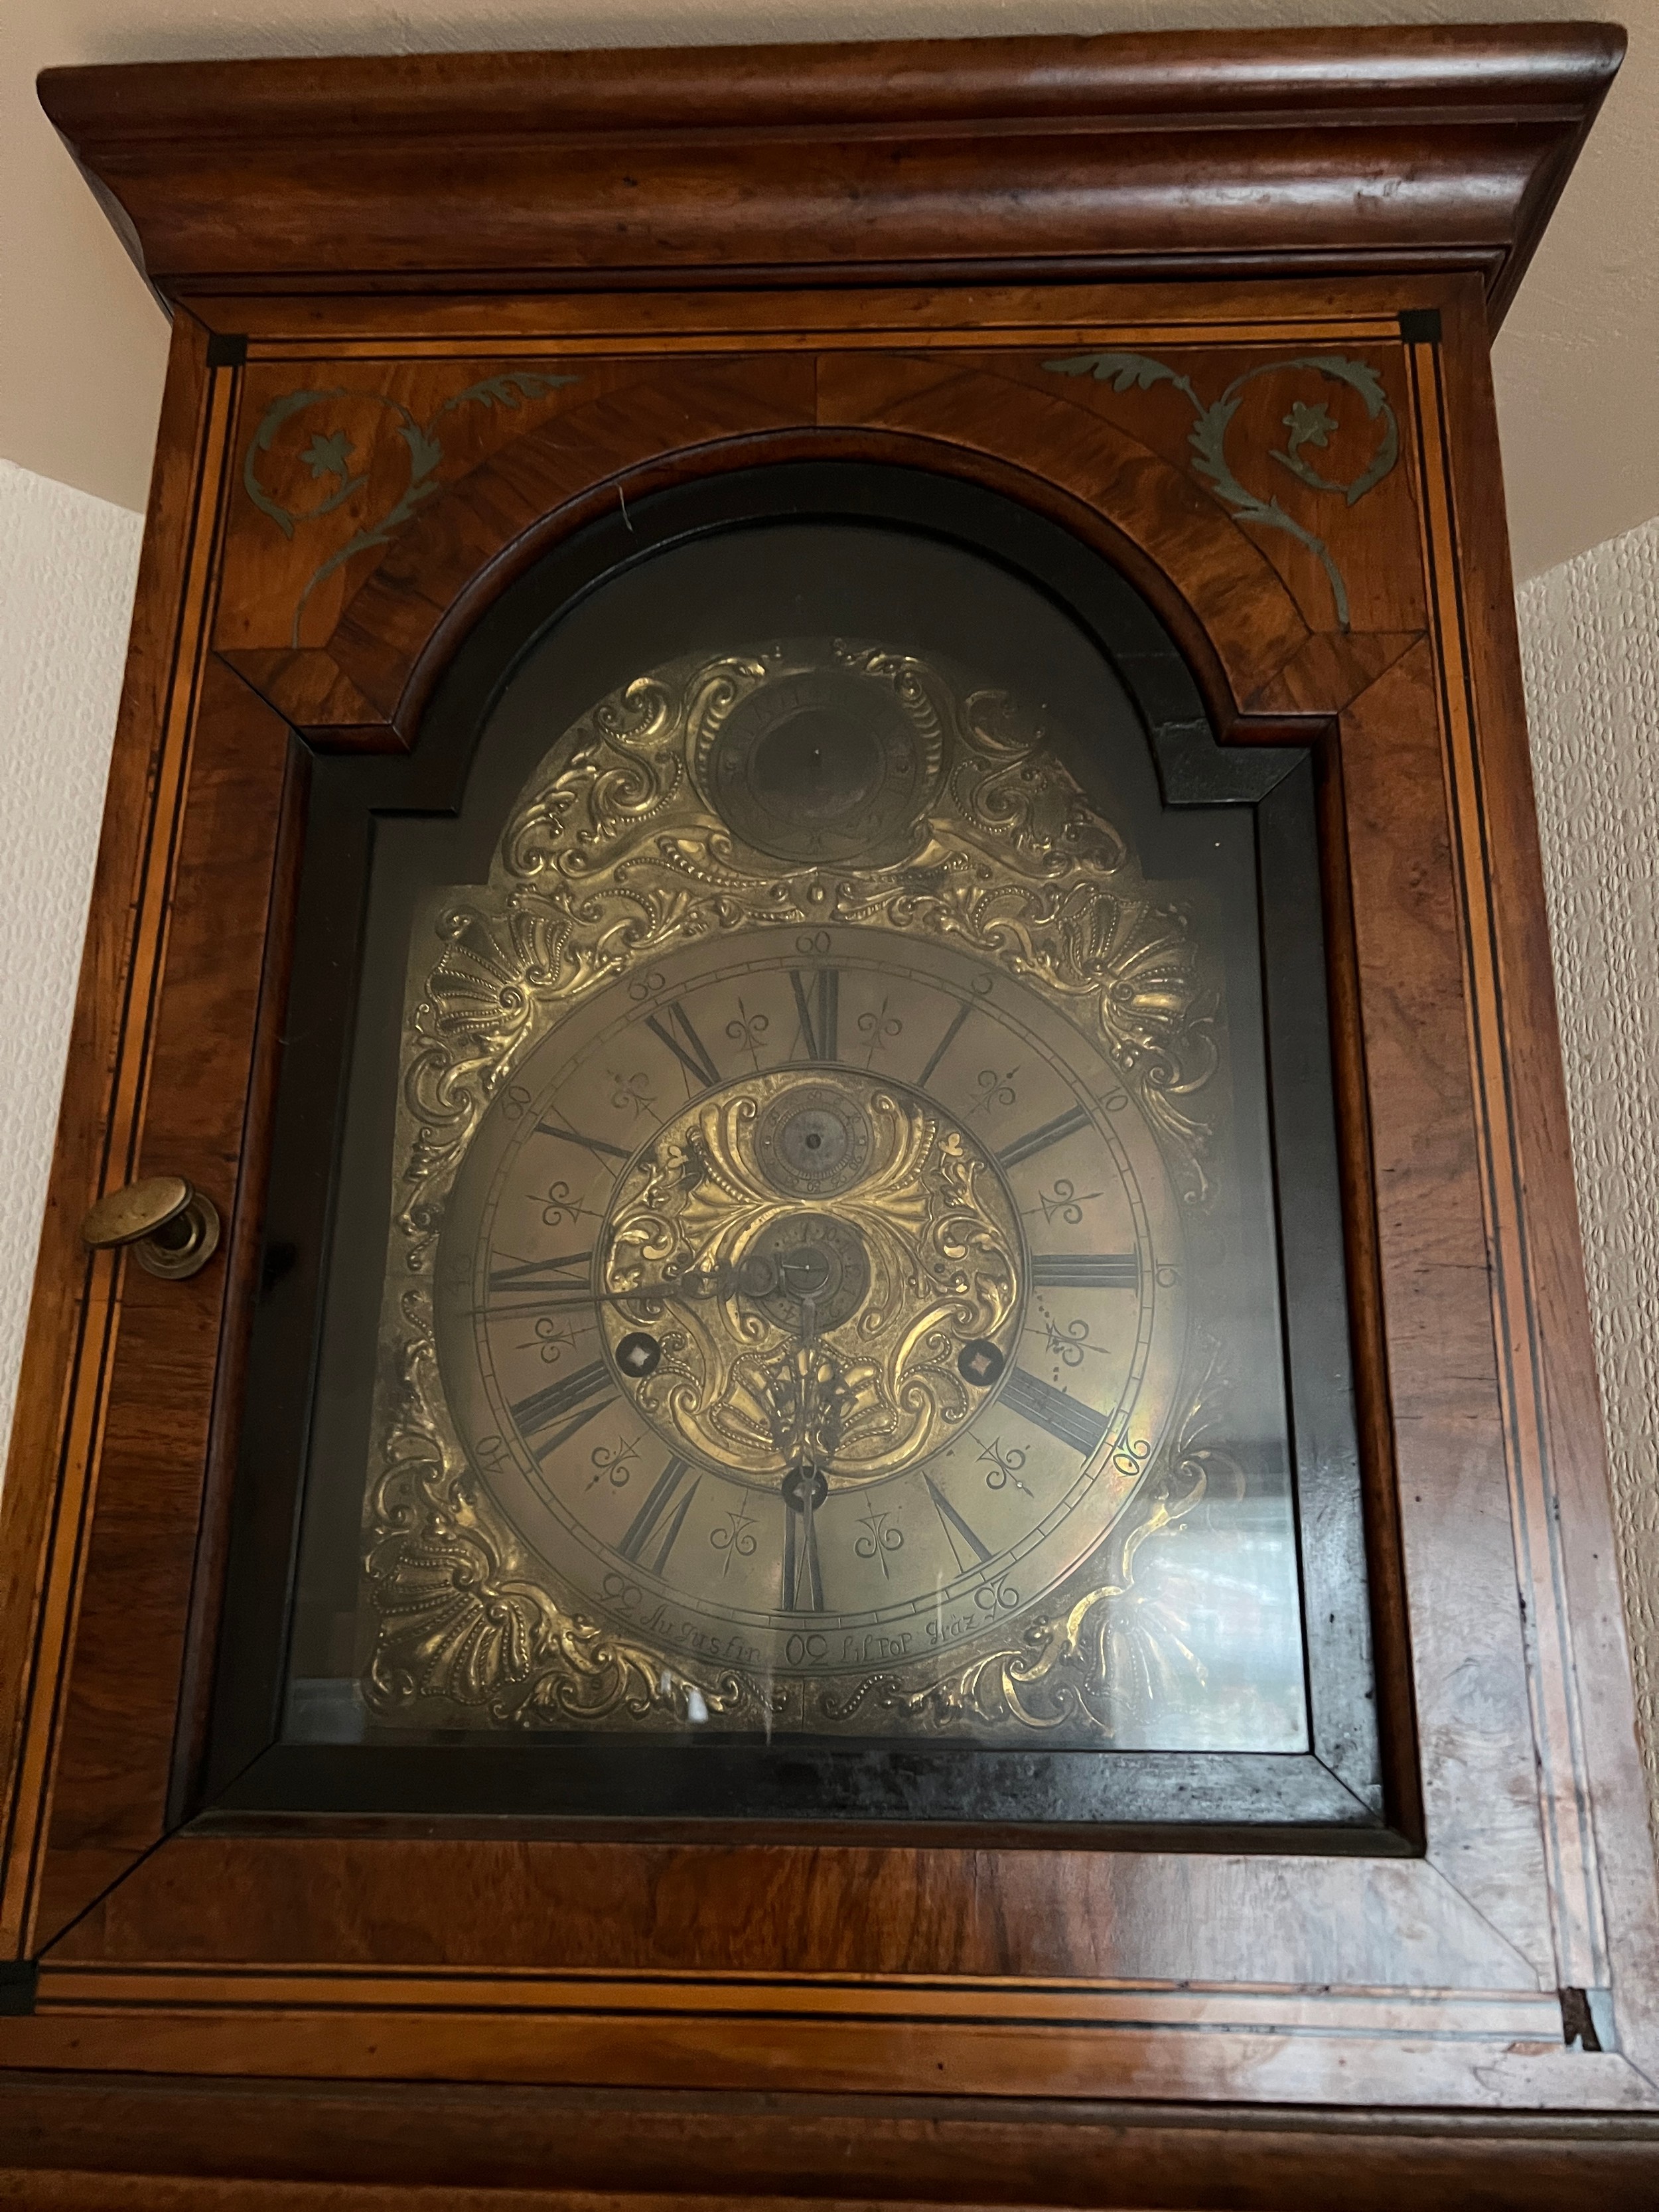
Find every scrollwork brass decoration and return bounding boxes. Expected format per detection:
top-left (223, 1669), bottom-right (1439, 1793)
top-left (399, 642), bottom-right (1213, 1278)
top-left (366, 1299), bottom-right (757, 1724)
top-left (841, 1341), bottom-right (1244, 1735)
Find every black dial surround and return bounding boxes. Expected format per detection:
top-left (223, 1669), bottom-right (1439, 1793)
top-left (219, 464), bottom-right (1368, 1824)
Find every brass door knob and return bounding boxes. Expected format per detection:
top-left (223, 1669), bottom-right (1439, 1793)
top-left (81, 1175), bottom-right (221, 1281)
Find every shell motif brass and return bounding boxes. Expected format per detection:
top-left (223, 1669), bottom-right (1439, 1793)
top-left (81, 1175), bottom-right (222, 1281)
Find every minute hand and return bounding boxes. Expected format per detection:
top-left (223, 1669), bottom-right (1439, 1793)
top-left (486, 1260), bottom-right (777, 1319)
top-left (778, 1295), bottom-right (832, 1613)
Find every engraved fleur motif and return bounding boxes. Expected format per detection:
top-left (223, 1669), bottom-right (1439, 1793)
top-left (828, 1342), bottom-right (1242, 1737)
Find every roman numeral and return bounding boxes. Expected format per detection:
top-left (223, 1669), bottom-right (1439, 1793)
top-left (643, 1001), bottom-right (720, 1092)
top-left (790, 969), bottom-right (839, 1063)
top-left (1001, 1367), bottom-right (1110, 1457)
top-left (997, 1105), bottom-right (1090, 1170)
top-left (923, 1473), bottom-right (992, 1573)
top-left (1030, 1253), bottom-right (1139, 1291)
top-left (917, 998), bottom-right (975, 1090)
top-left (487, 1250), bottom-right (594, 1305)
top-left (534, 1110), bottom-right (630, 1165)
top-left (509, 1359), bottom-right (615, 1461)
top-left (618, 1455), bottom-right (699, 1572)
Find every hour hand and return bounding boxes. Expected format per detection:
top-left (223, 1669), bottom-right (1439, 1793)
top-left (780, 1459), bottom-right (828, 1611)
top-left (605, 1256), bottom-right (776, 1304)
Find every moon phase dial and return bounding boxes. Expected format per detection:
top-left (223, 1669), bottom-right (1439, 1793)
top-left (597, 1070), bottom-right (1025, 1488)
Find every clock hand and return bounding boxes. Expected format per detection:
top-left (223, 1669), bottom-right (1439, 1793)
top-left (547, 1256), bottom-right (779, 1313)
top-left (776, 1291), bottom-right (832, 1611)
top-left (484, 1280), bottom-right (728, 1321)
top-left (488, 1257), bottom-right (783, 1345)
top-left (794, 1462), bottom-right (826, 1612)
top-left (798, 1332), bottom-right (829, 1610)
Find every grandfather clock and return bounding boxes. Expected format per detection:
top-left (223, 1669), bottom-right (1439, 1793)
top-left (1, 23), bottom-right (1655, 2203)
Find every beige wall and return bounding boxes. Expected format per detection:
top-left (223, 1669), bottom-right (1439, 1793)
top-left (1521, 520), bottom-right (1659, 1848)
top-left (0, 463), bottom-right (141, 1455)
top-left (2, 0), bottom-right (1658, 580)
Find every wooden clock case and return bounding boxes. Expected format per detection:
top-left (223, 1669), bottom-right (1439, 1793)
top-left (1, 20), bottom-right (1657, 2204)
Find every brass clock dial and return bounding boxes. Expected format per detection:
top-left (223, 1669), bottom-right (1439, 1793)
top-left (373, 641), bottom-right (1220, 1735)
top-left (437, 929), bottom-right (1187, 1694)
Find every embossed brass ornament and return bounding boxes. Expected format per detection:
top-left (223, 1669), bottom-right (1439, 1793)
top-left (598, 1070), bottom-right (1023, 1485)
top-left (859, 1339), bottom-right (1242, 1733)
top-left (364, 637), bottom-right (1235, 1740)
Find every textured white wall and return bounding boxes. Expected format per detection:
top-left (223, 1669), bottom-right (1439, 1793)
top-left (0, 459), bottom-right (142, 1453)
top-left (1520, 520), bottom-right (1659, 1842)
top-left (0, 453), bottom-right (1654, 1847)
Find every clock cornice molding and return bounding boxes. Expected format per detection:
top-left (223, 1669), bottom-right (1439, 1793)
top-left (38, 21), bottom-right (1623, 322)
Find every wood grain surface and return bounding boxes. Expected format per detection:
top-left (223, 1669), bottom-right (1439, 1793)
top-left (0, 317), bottom-right (232, 1958)
top-left (0, 2075), bottom-right (1656, 2211)
top-left (212, 332), bottom-right (1427, 751)
top-left (1429, 281), bottom-right (1659, 2067)
top-left (38, 25), bottom-right (1621, 321)
top-left (27, 662), bottom-right (295, 1946)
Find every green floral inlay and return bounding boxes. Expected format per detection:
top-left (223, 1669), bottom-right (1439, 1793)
top-left (1044, 352), bottom-right (1400, 630)
top-left (244, 371), bottom-right (579, 644)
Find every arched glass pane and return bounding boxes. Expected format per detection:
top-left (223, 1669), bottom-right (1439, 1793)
top-left (218, 469), bottom-right (1369, 1830)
